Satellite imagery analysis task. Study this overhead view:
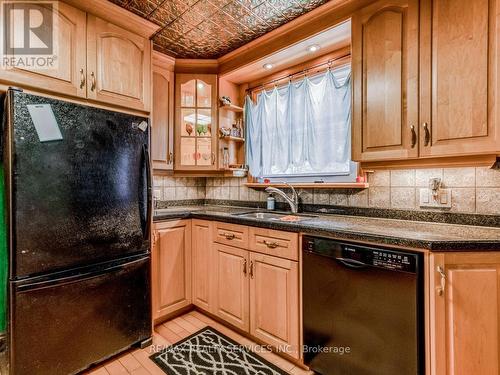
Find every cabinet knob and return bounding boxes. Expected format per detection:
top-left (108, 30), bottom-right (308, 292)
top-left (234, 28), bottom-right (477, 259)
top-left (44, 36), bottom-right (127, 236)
top-left (437, 265), bottom-right (446, 296)
top-left (90, 71), bottom-right (96, 92)
top-left (410, 125), bottom-right (417, 148)
top-left (79, 68), bottom-right (85, 89)
top-left (423, 123), bottom-right (430, 146)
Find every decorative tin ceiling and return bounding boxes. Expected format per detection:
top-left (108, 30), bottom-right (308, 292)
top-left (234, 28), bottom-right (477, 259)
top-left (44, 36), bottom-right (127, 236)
top-left (109, 0), bottom-right (330, 59)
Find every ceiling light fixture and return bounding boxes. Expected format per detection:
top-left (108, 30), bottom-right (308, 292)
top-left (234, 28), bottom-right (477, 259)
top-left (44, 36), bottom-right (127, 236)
top-left (263, 63), bottom-right (274, 70)
top-left (307, 44), bottom-right (321, 53)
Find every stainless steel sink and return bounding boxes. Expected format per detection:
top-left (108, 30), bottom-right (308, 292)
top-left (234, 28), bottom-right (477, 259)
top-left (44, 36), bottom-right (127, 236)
top-left (233, 211), bottom-right (318, 222)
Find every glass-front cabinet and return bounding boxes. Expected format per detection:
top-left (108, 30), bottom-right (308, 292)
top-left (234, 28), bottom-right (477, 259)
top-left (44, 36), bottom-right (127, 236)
top-left (175, 74), bottom-right (218, 170)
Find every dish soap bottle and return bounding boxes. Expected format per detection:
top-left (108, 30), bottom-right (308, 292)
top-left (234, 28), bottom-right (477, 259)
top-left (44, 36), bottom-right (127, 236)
top-left (267, 193), bottom-right (275, 210)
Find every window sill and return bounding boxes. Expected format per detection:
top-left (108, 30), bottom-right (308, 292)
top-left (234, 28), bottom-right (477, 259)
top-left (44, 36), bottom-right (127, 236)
top-left (244, 182), bottom-right (369, 189)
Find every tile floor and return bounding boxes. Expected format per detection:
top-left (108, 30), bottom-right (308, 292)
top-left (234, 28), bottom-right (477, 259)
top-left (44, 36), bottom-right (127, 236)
top-left (83, 310), bottom-right (312, 375)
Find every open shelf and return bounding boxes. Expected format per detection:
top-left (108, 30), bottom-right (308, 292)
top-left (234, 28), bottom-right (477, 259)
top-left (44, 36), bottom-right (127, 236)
top-left (244, 182), bottom-right (369, 189)
top-left (219, 103), bottom-right (244, 112)
top-left (220, 135), bottom-right (245, 142)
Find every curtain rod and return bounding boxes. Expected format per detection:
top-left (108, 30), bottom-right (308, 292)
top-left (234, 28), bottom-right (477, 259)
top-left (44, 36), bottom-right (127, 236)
top-left (246, 53), bottom-right (350, 93)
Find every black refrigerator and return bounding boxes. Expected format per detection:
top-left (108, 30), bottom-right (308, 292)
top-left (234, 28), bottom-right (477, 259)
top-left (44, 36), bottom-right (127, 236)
top-left (2, 88), bottom-right (152, 375)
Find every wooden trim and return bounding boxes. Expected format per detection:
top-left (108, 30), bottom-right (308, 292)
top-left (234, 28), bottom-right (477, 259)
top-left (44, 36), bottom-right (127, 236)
top-left (153, 51), bottom-right (176, 71)
top-left (0, 83), bottom-right (150, 117)
top-left (62, 0), bottom-right (159, 37)
top-left (244, 182), bottom-right (369, 189)
top-left (175, 59), bottom-right (219, 74)
top-left (217, 0), bottom-right (377, 75)
top-left (360, 154), bottom-right (498, 170)
top-left (247, 47), bottom-right (351, 91)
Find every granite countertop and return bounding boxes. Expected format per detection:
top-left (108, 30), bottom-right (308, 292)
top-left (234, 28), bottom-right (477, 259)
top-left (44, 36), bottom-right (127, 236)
top-left (153, 205), bottom-right (500, 251)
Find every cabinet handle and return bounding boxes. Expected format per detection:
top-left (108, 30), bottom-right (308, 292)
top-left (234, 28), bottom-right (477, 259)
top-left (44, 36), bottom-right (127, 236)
top-left (223, 232), bottom-right (235, 240)
top-left (263, 240), bottom-right (279, 249)
top-left (90, 71), bottom-right (96, 91)
top-left (423, 122), bottom-right (430, 146)
top-left (249, 261), bottom-right (254, 279)
top-left (211, 152), bottom-right (215, 165)
top-left (410, 125), bottom-right (417, 148)
top-left (437, 265), bottom-right (446, 296)
top-left (79, 68), bottom-right (85, 89)
top-left (168, 152), bottom-right (173, 164)
top-left (243, 259), bottom-right (247, 276)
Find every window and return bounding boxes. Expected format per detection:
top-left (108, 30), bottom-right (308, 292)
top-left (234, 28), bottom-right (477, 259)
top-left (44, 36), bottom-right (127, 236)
top-left (245, 65), bottom-right (353, 182)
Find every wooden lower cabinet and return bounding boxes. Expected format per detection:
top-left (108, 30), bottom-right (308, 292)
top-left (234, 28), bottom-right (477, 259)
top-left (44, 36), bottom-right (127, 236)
top-left (250, 253), bottom-right (300, 359)
top-left (213, 243), bottom-right (250, 331)
top-left (152, 220), bottom-right (192, 321)
top-left (430, 252), bottom-right (500, 375)
top-left (192, 220), bottom-right (214, 312)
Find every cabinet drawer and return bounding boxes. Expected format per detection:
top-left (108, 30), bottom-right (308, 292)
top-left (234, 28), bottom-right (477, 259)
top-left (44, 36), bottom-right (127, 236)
top-left (249, 228), bottom-right (298, 261)
top-left (213, 222), bottom-right (249, 249)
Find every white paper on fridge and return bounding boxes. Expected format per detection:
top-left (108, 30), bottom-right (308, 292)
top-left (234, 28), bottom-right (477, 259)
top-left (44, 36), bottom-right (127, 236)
top-left (27, 104), bottom-right (63, 142)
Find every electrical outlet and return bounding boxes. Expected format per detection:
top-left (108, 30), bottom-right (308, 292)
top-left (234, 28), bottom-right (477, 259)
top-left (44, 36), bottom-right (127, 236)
top-left (419, 188), bottom-right (452, 208)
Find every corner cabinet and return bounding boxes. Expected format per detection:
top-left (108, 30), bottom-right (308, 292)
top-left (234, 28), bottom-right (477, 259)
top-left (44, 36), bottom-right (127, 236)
top-left (87, 16), bottom-right (151, 112)
top-left (175, 74), bottom-right (218, 171)
top-left (152, 52), bottom-right (175, 170)
top-left (152, 220), bottom-right (192, 322)
top-left (352, 0), bottom-right (500, 163)
top-left (430, 252), bottom-right (500, 375)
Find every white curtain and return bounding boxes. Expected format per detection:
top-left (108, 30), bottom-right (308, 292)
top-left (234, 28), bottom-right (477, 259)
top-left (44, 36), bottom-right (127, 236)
top-left (245, 66), bottom-right (351, 178)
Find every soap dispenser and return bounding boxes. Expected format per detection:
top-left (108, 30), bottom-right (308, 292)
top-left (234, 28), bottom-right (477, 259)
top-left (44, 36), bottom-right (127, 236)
top-left (267, 193), bottom-right (275, 210)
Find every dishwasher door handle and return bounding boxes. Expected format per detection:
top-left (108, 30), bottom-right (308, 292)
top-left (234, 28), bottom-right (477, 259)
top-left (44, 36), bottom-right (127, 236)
top-left (336, 257), bottom-right (368, 269)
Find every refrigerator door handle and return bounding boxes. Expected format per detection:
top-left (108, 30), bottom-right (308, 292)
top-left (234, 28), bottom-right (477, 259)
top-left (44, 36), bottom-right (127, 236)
top-left (15, 256), bottom-right (148, 292)
top-left (141, 144), bottom-right (152, 241)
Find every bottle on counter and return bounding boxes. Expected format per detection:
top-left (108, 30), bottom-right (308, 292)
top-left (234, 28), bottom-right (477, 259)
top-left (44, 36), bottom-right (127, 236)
top-left (267, 193), bottom-right (275, 210)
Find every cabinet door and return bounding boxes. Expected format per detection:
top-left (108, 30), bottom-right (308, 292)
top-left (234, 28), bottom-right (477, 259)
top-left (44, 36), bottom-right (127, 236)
top-left (87, 15), bottom-right (151, 112)
top-left (152, 53), bottom-right (174, 170)
top-left (192, 220), bottom-right (213, 312)
top-left (214, 243), bottom-right (249, 331)
top-left (420, 0), bottom-right (500, 156)
top-left (175, 74), bottom-right (218, 171)
top-left (152, 220), bottom-right (192, 321)
top-left (352, 0), bottom-right (419, 161)
top-left (430, 253), bottom-right (500, 375)
top-left (0, 2), bottom-right (86, 98)
top-left (250, 253), bottom-right (300, 359)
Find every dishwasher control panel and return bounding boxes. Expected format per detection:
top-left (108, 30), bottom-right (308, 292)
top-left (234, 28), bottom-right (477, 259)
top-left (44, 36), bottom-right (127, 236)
top-left (303, 236), bottom-right (418, 274)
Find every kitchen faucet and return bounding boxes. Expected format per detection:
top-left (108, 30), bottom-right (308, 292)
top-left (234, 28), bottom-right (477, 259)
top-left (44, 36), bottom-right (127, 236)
top-left (265, 182), bottom-right (299, 214)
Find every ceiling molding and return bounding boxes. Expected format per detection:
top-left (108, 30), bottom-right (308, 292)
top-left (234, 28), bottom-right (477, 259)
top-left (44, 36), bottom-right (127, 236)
top-left (216, 0), bottom-right (376, 76)
top-left (174, 59), bottom-right (219, 74)
top-left (63, 0), bottom-right (160, 37)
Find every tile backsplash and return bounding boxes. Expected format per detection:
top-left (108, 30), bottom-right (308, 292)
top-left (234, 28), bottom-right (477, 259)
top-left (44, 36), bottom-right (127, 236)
top-left (154, 167), bottom-right (500, 215)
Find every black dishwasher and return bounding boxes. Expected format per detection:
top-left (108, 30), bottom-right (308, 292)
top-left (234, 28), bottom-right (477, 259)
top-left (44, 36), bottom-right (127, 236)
top-left (302, 236), bottom-right (424, 375)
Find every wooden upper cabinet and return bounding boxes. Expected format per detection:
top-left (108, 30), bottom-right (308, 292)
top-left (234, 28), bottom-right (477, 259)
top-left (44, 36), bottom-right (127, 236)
top-left (213, 243), bottom-right (249, 331)
top-left (419, 0), bottom-right (500, 156)
top-left (87, 15), bottom-right (151, 112)
top-left (152, 52), bottom-right (175, 170)
top-left (0, 2), bottom-right (87, 98)
top-left (175, 74), bottom-right (218, 171)
top-left (152, 220), bottom-right (192, 321)
top-left (192, 220), bottom-right (214, 313)
top-left (352, 0), bottom-right (419, 161)
top-left (430, 252), bottom-right (500, 375)
top-left (249, 253), bottom-right (300, 359)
